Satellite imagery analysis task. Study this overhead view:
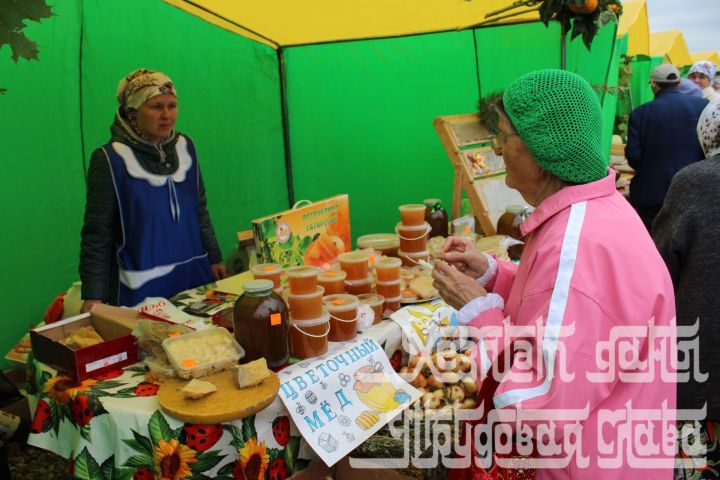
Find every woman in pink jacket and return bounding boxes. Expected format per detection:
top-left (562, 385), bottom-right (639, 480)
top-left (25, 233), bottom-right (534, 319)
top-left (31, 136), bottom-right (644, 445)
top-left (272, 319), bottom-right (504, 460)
top-left (433, 70), bottom-right (677, 479)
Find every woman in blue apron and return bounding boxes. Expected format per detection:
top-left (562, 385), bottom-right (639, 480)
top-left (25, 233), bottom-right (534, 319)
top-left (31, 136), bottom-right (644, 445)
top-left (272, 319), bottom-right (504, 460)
top-left (79, 69), bottom-right (226, 311)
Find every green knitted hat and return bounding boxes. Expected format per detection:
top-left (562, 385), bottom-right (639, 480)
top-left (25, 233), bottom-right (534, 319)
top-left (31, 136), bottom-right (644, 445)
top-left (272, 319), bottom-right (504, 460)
top-left (502, 69), bottom-right (607, 184)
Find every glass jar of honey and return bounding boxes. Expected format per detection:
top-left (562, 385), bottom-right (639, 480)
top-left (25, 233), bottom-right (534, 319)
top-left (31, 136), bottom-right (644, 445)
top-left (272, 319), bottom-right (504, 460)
top-left (496, 205), bottom-right (529, 261)
top-left (423, 199), bottom-right (449, 238)
top-left (233, 279), bottom-right (289, 368)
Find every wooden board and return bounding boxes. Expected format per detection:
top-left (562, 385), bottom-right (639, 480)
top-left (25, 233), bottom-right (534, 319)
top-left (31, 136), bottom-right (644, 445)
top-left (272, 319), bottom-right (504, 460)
top-left (158, 370), bottom-right (279, 424)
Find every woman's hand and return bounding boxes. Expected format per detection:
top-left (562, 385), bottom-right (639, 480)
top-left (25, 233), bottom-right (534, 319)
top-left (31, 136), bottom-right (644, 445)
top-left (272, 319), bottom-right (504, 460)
top-left (211, 262), bottom-right (228, 281)
top-left (81, 299), bottom-right (103, 313)
top-left (441, 236), bottom-right (489, 280)
top-left (432, 260), bottom-right (487, 310)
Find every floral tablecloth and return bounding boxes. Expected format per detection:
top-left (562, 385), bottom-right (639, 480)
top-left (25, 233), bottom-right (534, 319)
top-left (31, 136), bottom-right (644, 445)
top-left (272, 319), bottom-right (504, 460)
top-left (25, 320), bottom-right (403, 480)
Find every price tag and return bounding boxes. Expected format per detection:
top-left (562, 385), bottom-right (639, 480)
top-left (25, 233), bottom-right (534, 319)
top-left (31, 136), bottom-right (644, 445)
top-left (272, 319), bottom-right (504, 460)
top-left (270, 313), bottom-right (282, 326)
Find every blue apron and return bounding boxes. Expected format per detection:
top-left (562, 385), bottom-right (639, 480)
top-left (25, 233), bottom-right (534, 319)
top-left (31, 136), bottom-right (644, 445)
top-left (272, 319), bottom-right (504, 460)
top-left (103, 135), bottom-right (213, 306)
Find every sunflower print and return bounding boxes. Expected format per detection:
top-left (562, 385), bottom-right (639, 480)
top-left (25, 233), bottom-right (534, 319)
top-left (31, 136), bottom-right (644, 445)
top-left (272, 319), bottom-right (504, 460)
top-left (43, 375), bottom-right (97, 406)
top-left (153, 438), bottom-right (198, 480)
top-left (238, 438), bottom-right (270, 480)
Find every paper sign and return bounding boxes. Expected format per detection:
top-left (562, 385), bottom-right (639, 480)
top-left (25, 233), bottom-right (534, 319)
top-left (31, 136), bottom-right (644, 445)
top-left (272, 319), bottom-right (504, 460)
top-left (390, 300), bottom-right (458, 355)
top-left (277, 337), bottom-right (420, 466)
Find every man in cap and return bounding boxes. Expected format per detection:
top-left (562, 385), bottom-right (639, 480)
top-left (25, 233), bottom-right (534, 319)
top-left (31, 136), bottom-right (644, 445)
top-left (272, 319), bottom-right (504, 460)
top-left (625, 63), bottom-right (707, 231)
top-left (688, 60), bottom-right (720, 101)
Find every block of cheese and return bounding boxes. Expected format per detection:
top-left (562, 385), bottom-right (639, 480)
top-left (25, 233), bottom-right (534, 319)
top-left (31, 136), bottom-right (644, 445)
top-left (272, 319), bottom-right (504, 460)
top-left (234, 358), bottom-right (271, 389)
top-left (410, 276), bottom-right (437, 299)
top-left (182, 378), bottom-right (218, 399)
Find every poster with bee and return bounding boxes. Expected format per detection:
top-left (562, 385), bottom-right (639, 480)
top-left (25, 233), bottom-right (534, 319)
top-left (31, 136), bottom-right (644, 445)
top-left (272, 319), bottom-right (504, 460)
top-left (434, 113), bottom-right (525, 235)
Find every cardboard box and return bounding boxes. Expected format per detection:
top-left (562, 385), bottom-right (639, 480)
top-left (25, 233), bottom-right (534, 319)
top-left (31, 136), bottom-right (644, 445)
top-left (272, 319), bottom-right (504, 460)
top-left (252, 195), bottom-right (351, 268)
top-left (30, 305), bottom-right (141, 380)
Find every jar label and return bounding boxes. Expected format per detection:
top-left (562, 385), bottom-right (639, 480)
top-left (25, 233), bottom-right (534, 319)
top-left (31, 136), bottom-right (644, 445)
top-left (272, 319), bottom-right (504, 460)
top-left (270, 313), bottom-right (282, 326)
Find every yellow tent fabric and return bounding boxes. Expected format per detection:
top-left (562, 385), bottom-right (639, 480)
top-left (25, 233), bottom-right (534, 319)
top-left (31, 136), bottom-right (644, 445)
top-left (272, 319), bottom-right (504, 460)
top-left (650, 30), bottom-right (693, 68)
top-left (690, 51), bottom-right (720, 66)
top-left (616, 0), bottom-right (648, 57)
top-left (163, 0), bottom-right (541, 48)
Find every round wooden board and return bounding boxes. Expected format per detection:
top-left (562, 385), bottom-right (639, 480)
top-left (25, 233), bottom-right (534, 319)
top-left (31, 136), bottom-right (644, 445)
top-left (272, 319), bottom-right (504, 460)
top-left (158, 370), bottom-right (279, 424)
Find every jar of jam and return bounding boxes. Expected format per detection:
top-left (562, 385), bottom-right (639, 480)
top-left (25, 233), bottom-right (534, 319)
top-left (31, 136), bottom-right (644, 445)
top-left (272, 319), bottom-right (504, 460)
top-left (496, 205), bottom-right (530, 261)
top-left (423, 199), bottom-right (449, 238)
top-left (233, 279), bottom-right (289, 368)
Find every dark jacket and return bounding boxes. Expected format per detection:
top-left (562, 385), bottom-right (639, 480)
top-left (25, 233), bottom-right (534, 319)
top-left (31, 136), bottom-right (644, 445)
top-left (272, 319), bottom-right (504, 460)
top-left (79, 116), bottom-right (222, 303)
top-left (653, 154), bottom-right (720, 418)
top-left (625, 87), bottom-right (707, 208)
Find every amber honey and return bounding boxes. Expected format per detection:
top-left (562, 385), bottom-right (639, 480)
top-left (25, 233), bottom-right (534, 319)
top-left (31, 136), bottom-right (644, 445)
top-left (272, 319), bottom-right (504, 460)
top-left (358, 293), bottom-right (385, 324)
top-left (318, 270), bottom-right (347, 295)
top-left (251, 263), bottom-right (283, 289)
top-left (344, 275), bottom-right (372, 295)
top-left (323, 294), bottom-right (359, 342)
top-left (399, 204), bottom-right (426, 226)
top-left (376, 279), bottom-right (401, 299)
top-left (290, 314), bottom-right (329, 359)
top-left (287, 286), bottom-right (324, 320)
top-left (384, 295), bottom-right (402, 313)
top-left (286, 265), bottom-right (319, 294)
top-left (397, 222), bottom-right (430, 253)
top-left (375, 257), bottom-right (402, 282)
top-left (338, 251), bottom-right (370, 280)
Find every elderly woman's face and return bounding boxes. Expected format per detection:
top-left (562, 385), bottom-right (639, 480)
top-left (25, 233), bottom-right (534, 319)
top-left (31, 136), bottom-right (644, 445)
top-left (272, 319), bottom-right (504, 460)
top-left (689, 72), bottom-right (710, 89)
top-left (494, 116), bottom-right (544, 205)
top-left (134, 94), bottom-right (178, 143)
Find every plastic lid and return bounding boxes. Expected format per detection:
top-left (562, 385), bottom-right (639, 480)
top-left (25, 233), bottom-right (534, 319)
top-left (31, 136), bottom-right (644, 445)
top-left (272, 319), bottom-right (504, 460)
top-left (290, 308), bottom-right (330, 327)
top-left (423, 198), bottom-right (441, 206)
top-left (506, 204), bottom-right (526, 214)
top-left (287, 286), bottom-right (325, 299)
top-left (358, 293), bottom-right (384, 306)
top-left (242, 279), bottom-right (274, 293)
top-left (356, 233), bottom-right (399, 250)
top-left (375, 257), bottom-right (402, 269)
top-left (396, 222), bottom-right (430, 232)
top-left (323, 294), bottom-right (360, 312)
top-left (318, 270), bottom-right (347, 281)
top-left (397, 249), bottom-right (430, 258)
top-left (344, 275), bottom-right (373, 286)
top-left (398, 204), bottom-right (426, 212)
top-left (338, 251), bottom-right (370, 263)
top-left (252, 263), bottom-right (282, 275)
top-left (375, 278), bottom-right (401, 286)
top-left (384, 294), bottom-right (403, 302)
top-left (286, 265), bottom-right (320, 278)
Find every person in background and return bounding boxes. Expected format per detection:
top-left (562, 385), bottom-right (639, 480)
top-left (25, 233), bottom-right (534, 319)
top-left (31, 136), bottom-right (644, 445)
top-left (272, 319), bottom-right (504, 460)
top-left (688, 61), bottom-right (720, 102)
top-left (678, 77), bottom-right (704, 98)
top-left (433, 69), bottom-right (676, 479)
top-left (713, 74), bottom-right (720, 93)
top-left (653, 101), bottom-right (720, 479)
top-left (625, 64), bottom-right (707, 231)
top-left (80, 69), bottom-right (226, 312)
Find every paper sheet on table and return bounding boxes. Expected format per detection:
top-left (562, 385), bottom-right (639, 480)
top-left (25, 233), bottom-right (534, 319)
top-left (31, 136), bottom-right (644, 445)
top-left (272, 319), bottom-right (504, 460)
top-left (277, 337), bottom-right (420, 467)
top-left (390, 299), bottom-right (459, 355)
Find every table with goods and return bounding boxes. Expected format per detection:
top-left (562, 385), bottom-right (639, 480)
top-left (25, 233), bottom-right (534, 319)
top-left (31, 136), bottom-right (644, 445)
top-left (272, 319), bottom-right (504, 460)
top-left (23, 200), bottom-right (528, 480)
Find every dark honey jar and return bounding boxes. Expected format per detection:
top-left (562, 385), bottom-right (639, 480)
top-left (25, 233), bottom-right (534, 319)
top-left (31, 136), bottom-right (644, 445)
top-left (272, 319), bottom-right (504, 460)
top-left (233, 279), bottom-right (289, 368)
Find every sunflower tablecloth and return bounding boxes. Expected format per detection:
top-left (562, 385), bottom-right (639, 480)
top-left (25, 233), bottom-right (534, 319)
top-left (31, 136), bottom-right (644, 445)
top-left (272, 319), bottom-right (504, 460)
top-left (25, 320), bottom-right (403, 480)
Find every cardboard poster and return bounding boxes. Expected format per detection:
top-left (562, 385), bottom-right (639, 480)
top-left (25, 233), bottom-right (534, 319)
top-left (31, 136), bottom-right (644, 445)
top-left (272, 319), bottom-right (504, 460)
top-left (252, 195), bottom-right (351, 268)
top-left (277, 337), bottom-right (420, 466)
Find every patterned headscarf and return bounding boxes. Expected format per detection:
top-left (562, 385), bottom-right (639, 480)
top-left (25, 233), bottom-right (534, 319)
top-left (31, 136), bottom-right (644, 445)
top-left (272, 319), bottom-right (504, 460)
top-left (116, 68), bottom-right (176, 112)
top-left (689, 61), bottom-right (718, 80)
top-left (697, 101), bottom-right (720, 158)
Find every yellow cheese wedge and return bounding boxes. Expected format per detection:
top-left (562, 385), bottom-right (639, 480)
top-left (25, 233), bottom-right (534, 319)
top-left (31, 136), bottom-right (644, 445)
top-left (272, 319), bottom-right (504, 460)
top-left (181, 378), bottom-right (218, 399)
top-left (234, 358), bottom-right (271, 389)
top-left (410, 276), bottom-right (437, 299)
